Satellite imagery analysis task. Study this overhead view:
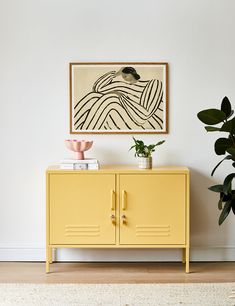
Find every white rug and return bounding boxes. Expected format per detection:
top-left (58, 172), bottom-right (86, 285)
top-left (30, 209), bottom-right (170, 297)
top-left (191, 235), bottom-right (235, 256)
top-left (0, 283), bottom-right (234, 306)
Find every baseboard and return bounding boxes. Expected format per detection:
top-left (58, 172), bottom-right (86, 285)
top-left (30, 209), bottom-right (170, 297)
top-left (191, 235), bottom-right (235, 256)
top-left (0, 244), bottom-right (234, 262)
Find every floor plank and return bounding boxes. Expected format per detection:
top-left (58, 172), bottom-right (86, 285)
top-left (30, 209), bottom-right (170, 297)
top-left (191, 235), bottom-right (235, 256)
top-left (0, 262), bottom-right (235, 283)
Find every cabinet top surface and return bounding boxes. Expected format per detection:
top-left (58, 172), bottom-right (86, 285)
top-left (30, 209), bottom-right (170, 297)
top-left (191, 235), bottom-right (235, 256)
top-left (47, 165), bottom-right (189, 174)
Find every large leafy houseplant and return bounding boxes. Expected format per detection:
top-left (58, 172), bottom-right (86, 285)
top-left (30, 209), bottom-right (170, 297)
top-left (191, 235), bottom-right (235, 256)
top-left (197, 96), bottom-right (235, 225)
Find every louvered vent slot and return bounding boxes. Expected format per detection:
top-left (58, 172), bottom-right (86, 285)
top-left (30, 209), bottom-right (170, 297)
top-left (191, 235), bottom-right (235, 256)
top-left (136, 225), bottom-right (170, 237)
top-left (65, 225), bottom-right (100, 237)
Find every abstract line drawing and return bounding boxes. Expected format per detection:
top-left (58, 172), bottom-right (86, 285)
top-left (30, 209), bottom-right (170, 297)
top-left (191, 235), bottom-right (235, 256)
top-left (70, 63), bottom-right (168, 134)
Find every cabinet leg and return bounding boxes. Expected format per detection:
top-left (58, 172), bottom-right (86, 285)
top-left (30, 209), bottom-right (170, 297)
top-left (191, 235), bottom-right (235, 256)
top-left (182, 248), bottom-right (186, 264)
top-left (46, 246), bottom-right (50, 273)
top-left (185, 247), bottom-right (190, 273)
top-left (49, 248), bottom-right (53, 264)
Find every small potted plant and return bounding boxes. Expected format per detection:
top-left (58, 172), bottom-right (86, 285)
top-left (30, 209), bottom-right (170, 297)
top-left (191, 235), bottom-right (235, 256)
top-left (129, 137), bottom-right (165, 169)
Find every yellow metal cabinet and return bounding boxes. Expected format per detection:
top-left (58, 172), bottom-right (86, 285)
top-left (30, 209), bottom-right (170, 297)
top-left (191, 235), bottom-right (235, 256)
top-left (46, 166), bottom-right (190, 273)
top-left (119, 174), bottom-right (186, 245)
top-left (49, 174), bottom-right (116, 245)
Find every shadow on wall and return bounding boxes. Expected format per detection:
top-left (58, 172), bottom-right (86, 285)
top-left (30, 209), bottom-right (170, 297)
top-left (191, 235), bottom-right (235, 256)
top-left (190, 168), bottom-right (229, 247)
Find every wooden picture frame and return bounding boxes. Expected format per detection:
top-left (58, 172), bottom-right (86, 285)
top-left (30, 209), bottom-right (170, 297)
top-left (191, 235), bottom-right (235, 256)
top-left (70, 62), bottom-right (168, 134)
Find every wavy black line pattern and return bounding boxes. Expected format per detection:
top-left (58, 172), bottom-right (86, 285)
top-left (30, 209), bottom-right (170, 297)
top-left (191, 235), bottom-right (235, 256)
top-left (109, 114), bottom-right (120, 130)
top-left (73, 70), bottom-right (165, 131)
top-left (92, 71), bottom-right (115, 92)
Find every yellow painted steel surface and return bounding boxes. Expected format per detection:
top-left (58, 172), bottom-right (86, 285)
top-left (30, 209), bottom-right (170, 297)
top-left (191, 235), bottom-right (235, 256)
top-left (49, 174), bottom-right (116, 245)
top-left (46, 166), bottom-right (190, 273)
top-left (119, 174), bottom-right (186, 245)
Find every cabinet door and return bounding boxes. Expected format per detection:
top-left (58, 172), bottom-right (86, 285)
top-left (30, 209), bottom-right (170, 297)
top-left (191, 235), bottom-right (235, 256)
top-left (49, 174), bottom-right (116, 245)
top-left (119, 174), bottom-right (186, 245)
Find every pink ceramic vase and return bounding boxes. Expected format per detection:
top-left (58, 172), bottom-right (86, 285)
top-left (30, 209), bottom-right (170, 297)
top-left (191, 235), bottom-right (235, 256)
top-left (65, 140), bottom-right (93, 160)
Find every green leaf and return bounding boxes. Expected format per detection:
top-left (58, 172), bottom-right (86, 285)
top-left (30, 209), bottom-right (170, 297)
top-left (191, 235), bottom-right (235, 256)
top-left (155, 140), bottom-right (165, 146)
top-left (211, 155), bottom-right (233, 176)
top-left (208, 184), bottom-right (223, 192)
top-left (226, 147), bottom-right (235, 156)
top-left (220, 192), bottom-right (232, 202)
top-left (147, 141), bottom-right (165, 153)
top-left (232, 200), bottom-right (235, 215)
top-left (218, 198), bottom-right (223, 210)
top-left (129, 145), bottom-right (136, 151)
top-left (205, 126), bottom-right (221, 132)
top-left (219, 201), bottom-right (232, 225)
top-left (214, 138), bottom-right (232, 155)
top-left (147, 144), bottom-right (156, 151)
top-left (197, 109), bottom-right (226, 125)
top-left (227, 110), bottom-right (234, 120)
top-left (220, 117), bottom-right (235, 133)
top-left (223, 173), bottom-right (235, 194)
top-left (136, 140), bottom-right (144, 146)
top-left (221, 96), bottom-right (232, 117)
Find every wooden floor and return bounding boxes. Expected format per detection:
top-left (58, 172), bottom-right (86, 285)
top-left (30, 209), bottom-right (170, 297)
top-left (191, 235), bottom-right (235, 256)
top-left (0, 262), bottom-right (235, 283)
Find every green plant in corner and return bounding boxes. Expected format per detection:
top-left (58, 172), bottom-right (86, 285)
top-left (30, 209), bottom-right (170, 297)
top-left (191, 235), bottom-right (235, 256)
top-left (129, 137), bottom-right (165, 157)
top-left (197, 96), bottom-right (235, 225)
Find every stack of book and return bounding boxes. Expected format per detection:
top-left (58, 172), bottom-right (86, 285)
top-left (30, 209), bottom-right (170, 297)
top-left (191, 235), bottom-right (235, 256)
top-left (60, 158), bottom-right (100, 170)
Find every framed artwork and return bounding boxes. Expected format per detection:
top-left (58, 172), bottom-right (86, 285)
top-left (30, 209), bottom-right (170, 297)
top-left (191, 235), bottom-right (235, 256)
top-left (70, 62), bottom-right (168, 134)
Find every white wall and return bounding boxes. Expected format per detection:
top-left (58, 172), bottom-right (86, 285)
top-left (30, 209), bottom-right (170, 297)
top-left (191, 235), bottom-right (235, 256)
top-left (0, 0), bottom-right (235, 261)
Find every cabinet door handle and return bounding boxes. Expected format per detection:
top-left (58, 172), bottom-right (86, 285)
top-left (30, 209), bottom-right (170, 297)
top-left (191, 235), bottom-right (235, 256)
top-left (121, 214), bottom-right (127, 224)
top-left (111, 190), bottom-right (115, 210)
top-left (110, 214), bottom-right (115, 224)
top-left (122, 190), bottom-right (126, 210)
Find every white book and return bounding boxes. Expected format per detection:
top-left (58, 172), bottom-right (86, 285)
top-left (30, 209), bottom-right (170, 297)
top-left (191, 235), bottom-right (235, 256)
top-left (61, 158), bottom-right (99, 164)
top-left (60, 164), bottom-right (90, 170)
top-left (60, 164), bottom-right (74, 169)
top-left (74, 164), bottom-right (88, 170)
top-left (59, 162), bottom-right (100, 170)
top-left (88, 164), bottom-right (99, 170)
